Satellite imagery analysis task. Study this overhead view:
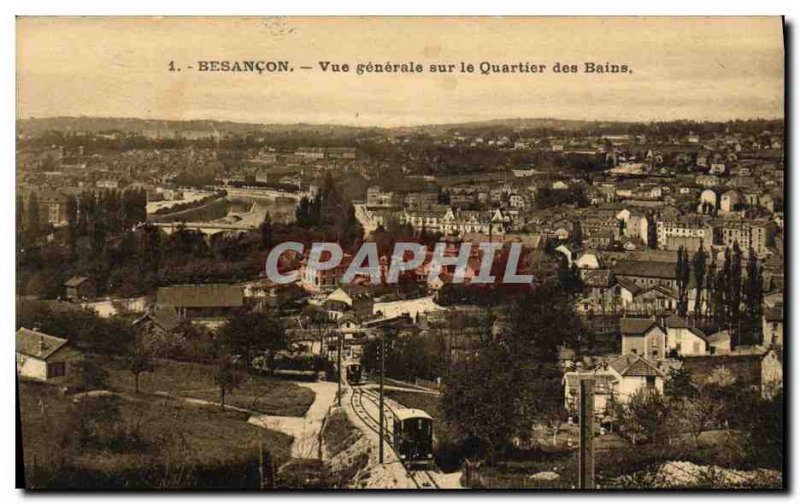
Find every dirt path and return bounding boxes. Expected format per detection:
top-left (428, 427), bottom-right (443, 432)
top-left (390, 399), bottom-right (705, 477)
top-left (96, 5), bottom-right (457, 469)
top-left (248, 381), bottom-right (338, 458)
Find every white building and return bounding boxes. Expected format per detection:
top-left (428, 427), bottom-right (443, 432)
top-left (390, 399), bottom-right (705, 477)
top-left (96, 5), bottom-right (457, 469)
top-left (16, 327), bottom-right (83, 383)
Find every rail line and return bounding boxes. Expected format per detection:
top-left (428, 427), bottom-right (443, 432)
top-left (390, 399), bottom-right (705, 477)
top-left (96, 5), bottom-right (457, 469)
top-left (348, 385), bottom-right (439, 489)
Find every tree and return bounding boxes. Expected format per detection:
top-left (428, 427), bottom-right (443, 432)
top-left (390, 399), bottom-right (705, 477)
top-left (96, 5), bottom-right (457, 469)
top-left (66, 195), bottom-right (79, 257)
top-left (676, 246), bottom-right (691, 316)
top-left (126, 339), bottom-right (156, 394)
top-left (714, 248), bottom-right (732, 328)
top-left (74, 358), bottom-right (110, 395)
top-left (441, 343), bottom-right (519, 459)
top-left (692, 244), bottom-right (707, 321)
top-left (664, 367), bottom-right (697, 400)
top-left (26, 192), bottom-right (41, 242)
top-left (728, 243), bottom-right (744, 346)
top-left (704, 256), bottom-right (717, 323)
top-left (212, 344), bottom-right (243, 411)
top-left (740, 388), bottom-right (783, 469)
top-left (670, 389), bottom-right (725, 448)
top-left (218, 311), bottom-right (287, 371)
top-left (613, 389), bottom-right (670, 446)
top-left (742, 249), bottom-right (764, 346)
top-left (502, 279), bottom-right (584, 362)
top-left (260, 212), bottom-right (273, 250)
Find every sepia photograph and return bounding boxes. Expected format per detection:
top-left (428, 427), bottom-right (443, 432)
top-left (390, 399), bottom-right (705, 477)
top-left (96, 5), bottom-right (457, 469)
top-left (14, 15), bottom-right (785, 491)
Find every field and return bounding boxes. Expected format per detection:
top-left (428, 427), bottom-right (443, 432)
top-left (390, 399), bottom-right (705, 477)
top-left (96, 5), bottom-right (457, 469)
top-left (18, 379), bottom-right (293, 489)
top-left (101, 356), bottom-right (316, 417)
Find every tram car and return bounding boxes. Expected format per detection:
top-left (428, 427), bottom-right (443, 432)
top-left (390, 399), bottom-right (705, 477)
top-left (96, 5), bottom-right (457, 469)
top-left (393, 408), bottom-right (434, 467)
top-left (345, 362), bottom-right (363, 385)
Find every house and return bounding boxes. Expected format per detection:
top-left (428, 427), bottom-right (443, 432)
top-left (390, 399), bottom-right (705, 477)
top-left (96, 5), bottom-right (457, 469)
top-left (607, 353), bottom-right (666, 402)
top-left (613, 260), bottom-right (677, 290)
top-left (325, 285), bottom-right (375, 320)
top-left (16, 327), bottom-right (83, 383)
top-left (373, 295), bottom-right (443, 320)
top-left (614, 277), bottom-right (641, 308)
top-left (681, 348), bottom-right (782, 398)
top-left (705, 330), bottom-right (732, 354)
top-left (664, 314), bottom-right (708, 356)
top-left (65, 276), bottom-right (96, 302)
top-left (620, 317), bottom-right (667, 360)
top-left (555, 243), bottom-right (582, 267)
top-left (133, 304), bottom-right (182, 339)
top-left (156, 284), bottom-right (244, 321)
top-left (763, 303), bottom-right (783, 348)
top-left (699, 189), bottom-right (717, 211)
top-left (720, 190), bottom-right (743, 213)
top-left (629, 285), bottom-right (679, 315)
top-left (580, 269), bottom-right (615, 304)
top-left (563, 353), bottom-right (666, 414)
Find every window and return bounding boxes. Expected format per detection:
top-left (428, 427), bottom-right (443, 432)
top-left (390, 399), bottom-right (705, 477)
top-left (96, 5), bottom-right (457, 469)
top-left (47, 362), bottom-right (66, 378)
top-left (646, 376), bottom-right (656, 390)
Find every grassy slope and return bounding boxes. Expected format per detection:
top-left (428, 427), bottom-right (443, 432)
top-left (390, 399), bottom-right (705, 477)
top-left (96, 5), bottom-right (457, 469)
top-left (322, 408), bottom-right (362, 457)
top-left (18, 380), bottom-right (293, 489)
top-left (101, 356), bottom-right (315, 417)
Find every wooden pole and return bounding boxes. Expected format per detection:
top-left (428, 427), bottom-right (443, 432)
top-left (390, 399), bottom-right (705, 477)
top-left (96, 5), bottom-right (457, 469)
top-left (578, 378), bottom-right (595, 489)
top-left (379, 332), bottom-right (385, 464)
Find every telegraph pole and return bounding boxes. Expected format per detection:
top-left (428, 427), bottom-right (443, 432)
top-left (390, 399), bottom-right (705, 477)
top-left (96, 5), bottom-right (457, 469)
top-left (378, 331), bottom-right (385, 464)
top-left (578, 378), bottom-right (595, 489)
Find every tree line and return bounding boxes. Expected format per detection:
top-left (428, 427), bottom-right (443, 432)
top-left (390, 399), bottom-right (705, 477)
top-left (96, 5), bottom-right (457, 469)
top-left (676, 242), bottom-right (764, 346)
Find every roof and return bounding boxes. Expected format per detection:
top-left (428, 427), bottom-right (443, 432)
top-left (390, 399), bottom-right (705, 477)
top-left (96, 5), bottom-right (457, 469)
top-left (157, 284), bottom-right (243, 308)
top-left (619, 317), bottom-right (659, 335)
top-left (705, 330), bottom-right (731, 344)
top-left (615, 276), bottom-right (641, 295)
top-left (337, 284), bottom-right (375, 300)
top-left (394, 408), bottom-right (433, 421)
top-left (687, 327), bottom-right (708, 340)
top-left (613, 260), bottom-right (676, 280)
top-left (581, 268), bottom-right (613, 288)
top-left (65, 276), bottom-right (90, 287)
top-left (16, 327), bottom-right (70, 360)
top-left (764, 306), bottom-right (783, 323)
top-left (609, 353), bottom-right (665, 377)
top-left (634, 284), bottom-right (677, 300)
top-left (134, 304), bottom-right (181, 332)
top-left (323, 299), bottom-right (351, 311)
top-left (664, 314), bottom-right (689, 329)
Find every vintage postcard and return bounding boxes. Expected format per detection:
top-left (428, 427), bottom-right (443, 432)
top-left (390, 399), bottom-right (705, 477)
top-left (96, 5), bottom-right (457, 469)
top-left (15, 16), bottom-right (784, 490)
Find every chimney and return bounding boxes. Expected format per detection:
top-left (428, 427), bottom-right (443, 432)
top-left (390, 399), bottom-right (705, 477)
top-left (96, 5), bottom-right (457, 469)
top-left (39, 335), bottom-right (46, 354)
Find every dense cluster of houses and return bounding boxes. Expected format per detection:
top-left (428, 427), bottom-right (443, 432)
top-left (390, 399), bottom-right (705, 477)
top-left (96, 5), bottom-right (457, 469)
top-left (17, 127), bottom-right (784, 442)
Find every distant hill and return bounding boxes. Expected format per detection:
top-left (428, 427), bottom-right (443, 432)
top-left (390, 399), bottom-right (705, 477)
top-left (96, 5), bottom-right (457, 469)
top-left (16, 115), bottom-right (783, 139)
top-left (16, 116), bottom-right (380, 138)
top-left (389, 117), bottom-right (631, 135)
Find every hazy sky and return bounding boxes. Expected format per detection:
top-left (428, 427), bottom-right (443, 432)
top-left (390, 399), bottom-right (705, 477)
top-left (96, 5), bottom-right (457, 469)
top-left (17, 16), bottom-right (784, 126)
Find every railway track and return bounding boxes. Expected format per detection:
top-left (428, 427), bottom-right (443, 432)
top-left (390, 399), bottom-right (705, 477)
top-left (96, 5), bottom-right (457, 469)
top-left (348, 386), bottom-right (439, 489)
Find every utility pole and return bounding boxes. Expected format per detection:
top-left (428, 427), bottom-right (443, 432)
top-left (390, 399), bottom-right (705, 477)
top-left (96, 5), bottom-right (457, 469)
top-left (578, 378), bottom-right (595, 489)
top-left (379, 330), bottom-right (385, 464)
top-left (337, 332), bottom-right (343, 406)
